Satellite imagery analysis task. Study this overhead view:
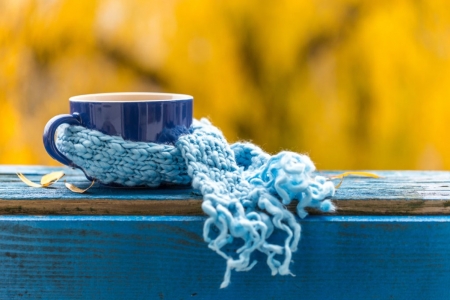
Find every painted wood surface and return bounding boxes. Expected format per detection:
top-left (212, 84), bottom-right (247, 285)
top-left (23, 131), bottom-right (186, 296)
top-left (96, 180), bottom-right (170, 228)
top-left (2, 166), bottom-right (450, 299)
top-left (1, 215), bottom-right (450, 300)
top-left (2, 166), bottom-right (450, 215)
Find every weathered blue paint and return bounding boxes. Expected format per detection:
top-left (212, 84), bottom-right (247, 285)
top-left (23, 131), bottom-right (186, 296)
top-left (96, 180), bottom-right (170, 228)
top-left (2, 165), bottom-right (197, 201)
top-left (3, 166), bottom-right (450, 202)
top-left (0, 216), bottom-right (449, 299)
top-left (3, 166), bottom-right (450, 298)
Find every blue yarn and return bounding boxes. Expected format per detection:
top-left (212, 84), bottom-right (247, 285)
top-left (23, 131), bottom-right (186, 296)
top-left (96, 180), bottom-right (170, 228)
top-left (56, 118), bottom-right (335, 288)
top-left (56, 125), bottom-right (190, 187)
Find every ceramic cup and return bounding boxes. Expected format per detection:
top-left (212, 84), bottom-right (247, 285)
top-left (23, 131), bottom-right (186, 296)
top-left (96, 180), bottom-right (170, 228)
top-left (43, 92), bottom-right (193, 168)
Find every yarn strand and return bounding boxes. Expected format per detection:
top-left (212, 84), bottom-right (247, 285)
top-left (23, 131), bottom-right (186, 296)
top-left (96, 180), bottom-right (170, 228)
top-left (56, 118), bottom-right (335, 288)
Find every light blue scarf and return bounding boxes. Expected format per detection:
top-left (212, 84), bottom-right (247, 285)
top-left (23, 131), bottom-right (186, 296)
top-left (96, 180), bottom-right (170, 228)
top-left (56, 118), bottom-right (335, 288)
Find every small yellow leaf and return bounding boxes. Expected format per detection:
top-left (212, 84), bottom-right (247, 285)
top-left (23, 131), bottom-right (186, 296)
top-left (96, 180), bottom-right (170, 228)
top-left (335, 178), bottom-right (345, 189)
top-left (329, 171), bottom-right (380, 189)
top-left (65, 180), bottom-right (95, 194)
top-left (329, 172), bottom-right (381, 180)
top-left (40, 171), bottom-right (65, 187)
top-left (17, 173), bottom-right (42, 188)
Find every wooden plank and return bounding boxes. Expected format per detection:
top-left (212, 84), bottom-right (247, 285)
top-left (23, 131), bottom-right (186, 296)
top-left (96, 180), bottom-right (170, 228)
top-left (2, 167), bottom-right (450, 299)
top-left (2, 166), bottom-right (450, 215)
top-left (0, 215), bottom-right (449, 299)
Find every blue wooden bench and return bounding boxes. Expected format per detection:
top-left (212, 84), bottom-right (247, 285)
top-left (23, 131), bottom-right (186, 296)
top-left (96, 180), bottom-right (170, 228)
top-left (1, 166), bottom-right (450, 299)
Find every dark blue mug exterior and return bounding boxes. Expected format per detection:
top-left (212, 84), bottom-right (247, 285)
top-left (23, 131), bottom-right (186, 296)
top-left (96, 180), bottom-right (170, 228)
top-left (43, 92), bottom-right (193, 169)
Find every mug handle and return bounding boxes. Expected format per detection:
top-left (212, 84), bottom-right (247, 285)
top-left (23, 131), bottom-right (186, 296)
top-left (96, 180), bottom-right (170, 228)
top-left (43, 113), bottom-right (82, 166)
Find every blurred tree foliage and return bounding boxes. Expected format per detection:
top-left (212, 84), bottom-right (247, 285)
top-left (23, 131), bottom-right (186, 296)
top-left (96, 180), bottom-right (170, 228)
top-left (1, 0), bottom-right (450, 169)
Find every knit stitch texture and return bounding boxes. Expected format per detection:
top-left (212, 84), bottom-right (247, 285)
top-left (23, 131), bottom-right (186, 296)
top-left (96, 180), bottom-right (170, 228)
top-left (56, 118), bottom-right (335, 288)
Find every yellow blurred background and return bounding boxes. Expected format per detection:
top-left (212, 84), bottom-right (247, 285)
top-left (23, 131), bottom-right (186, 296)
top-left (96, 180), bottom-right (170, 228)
top-left (1, 0), bottom-right (450, 170)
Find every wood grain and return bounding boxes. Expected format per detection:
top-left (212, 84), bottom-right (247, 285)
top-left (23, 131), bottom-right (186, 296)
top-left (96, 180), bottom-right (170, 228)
top-left (2, 166), bottom-right (450, 215)
top-left (0, 215), bottom-right (449, 299)
top-left (2, 166), bottom-right (450, 299)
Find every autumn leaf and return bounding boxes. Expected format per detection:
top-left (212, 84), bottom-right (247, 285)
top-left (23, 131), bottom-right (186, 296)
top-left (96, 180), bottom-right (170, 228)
top-left (17, 171), bottom-right (94, 193)
top-left (17, 171), bottom-right (65, 188)
top-left (330, 172), bottom-right (380, 189)
top-left (64, 180), bottom-right (96, 194)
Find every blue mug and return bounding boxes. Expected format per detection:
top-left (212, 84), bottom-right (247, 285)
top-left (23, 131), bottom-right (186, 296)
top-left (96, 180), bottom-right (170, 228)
top-left (43, 92), bottom-right (193, 168)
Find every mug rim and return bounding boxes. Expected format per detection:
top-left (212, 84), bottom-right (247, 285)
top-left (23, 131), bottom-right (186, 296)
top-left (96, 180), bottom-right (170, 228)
top-left (69, 92), bottom-right (193, 103)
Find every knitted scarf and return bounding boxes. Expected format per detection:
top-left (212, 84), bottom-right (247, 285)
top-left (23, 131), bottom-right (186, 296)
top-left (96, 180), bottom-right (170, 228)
top-left (56, 118), bottom-right (335, 288)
